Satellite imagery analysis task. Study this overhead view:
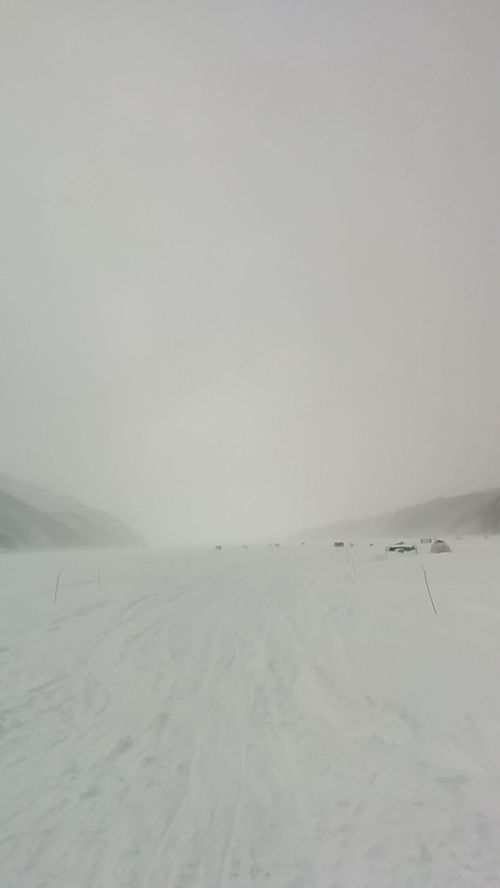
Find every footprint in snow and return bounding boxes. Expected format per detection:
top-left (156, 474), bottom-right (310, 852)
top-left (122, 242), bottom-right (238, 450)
top-left (109, 735), bottom-right (133, 757)
top-left (79, 786), bottom-right (100, 799)
top-left (371, 711), bottom-right (414, 746)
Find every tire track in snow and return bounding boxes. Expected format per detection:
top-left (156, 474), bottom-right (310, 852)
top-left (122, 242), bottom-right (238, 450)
top-left (144, 573), bottom-right (270, 887)
top-left (215, 591), bottom-right (279, 887)
top-left (154, 569), bottom-right (283, 888)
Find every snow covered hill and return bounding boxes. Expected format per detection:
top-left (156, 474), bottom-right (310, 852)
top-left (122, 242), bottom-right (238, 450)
top-left (1, 539), bottom-right (499, 886)
top-left (300, 488), bottom-right (500, 542)
top-left (0, 474), bottom-right (144, 551)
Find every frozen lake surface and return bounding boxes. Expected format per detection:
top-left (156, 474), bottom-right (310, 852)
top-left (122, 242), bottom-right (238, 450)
top-left (1, 539), bottom-right (500, 887)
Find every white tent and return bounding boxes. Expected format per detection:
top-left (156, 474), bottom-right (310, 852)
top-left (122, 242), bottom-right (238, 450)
top-left (430, 539), bottom-right (451, 554)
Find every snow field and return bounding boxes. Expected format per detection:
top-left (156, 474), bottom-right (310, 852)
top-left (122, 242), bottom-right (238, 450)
top-left (1, 540), bottom-right (500, 887)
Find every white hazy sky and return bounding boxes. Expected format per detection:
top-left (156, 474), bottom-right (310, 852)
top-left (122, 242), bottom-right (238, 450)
top-left (1, 0), bottom-right (500, 545)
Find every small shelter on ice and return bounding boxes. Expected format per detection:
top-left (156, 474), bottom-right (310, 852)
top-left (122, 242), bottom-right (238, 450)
top-left (430, 539), bottom-right (451, 554)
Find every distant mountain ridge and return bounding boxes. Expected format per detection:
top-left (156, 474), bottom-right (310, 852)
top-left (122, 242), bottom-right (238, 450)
top-left (299, 489), bottom-right (500, 542)
top-left (0, 474), bottom-right (144, 551)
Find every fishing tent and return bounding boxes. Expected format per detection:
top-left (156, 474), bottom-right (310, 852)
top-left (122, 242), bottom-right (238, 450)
top-left (430, 539), bottom-right (451, 553)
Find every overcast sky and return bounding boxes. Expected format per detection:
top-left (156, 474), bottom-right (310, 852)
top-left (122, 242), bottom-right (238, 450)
top-left (1, 1), bottom-right (500, 545)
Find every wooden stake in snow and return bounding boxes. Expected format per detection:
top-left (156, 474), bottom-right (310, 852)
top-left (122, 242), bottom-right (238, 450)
top-left (422, 567), bottom-right (438, 615)
top-left (54, 570), bottom-right (62, 604)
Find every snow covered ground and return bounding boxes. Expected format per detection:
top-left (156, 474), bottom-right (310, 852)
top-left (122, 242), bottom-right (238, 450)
top-left (1, 539), bottom-right (500, 887)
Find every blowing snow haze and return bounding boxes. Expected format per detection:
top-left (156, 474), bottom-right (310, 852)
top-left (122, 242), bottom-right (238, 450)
top-left (1, 1), bottom-right (500, 546)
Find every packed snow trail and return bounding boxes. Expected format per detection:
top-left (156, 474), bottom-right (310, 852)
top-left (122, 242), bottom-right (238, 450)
top-left (1, 541), bottom-right (500, 887)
